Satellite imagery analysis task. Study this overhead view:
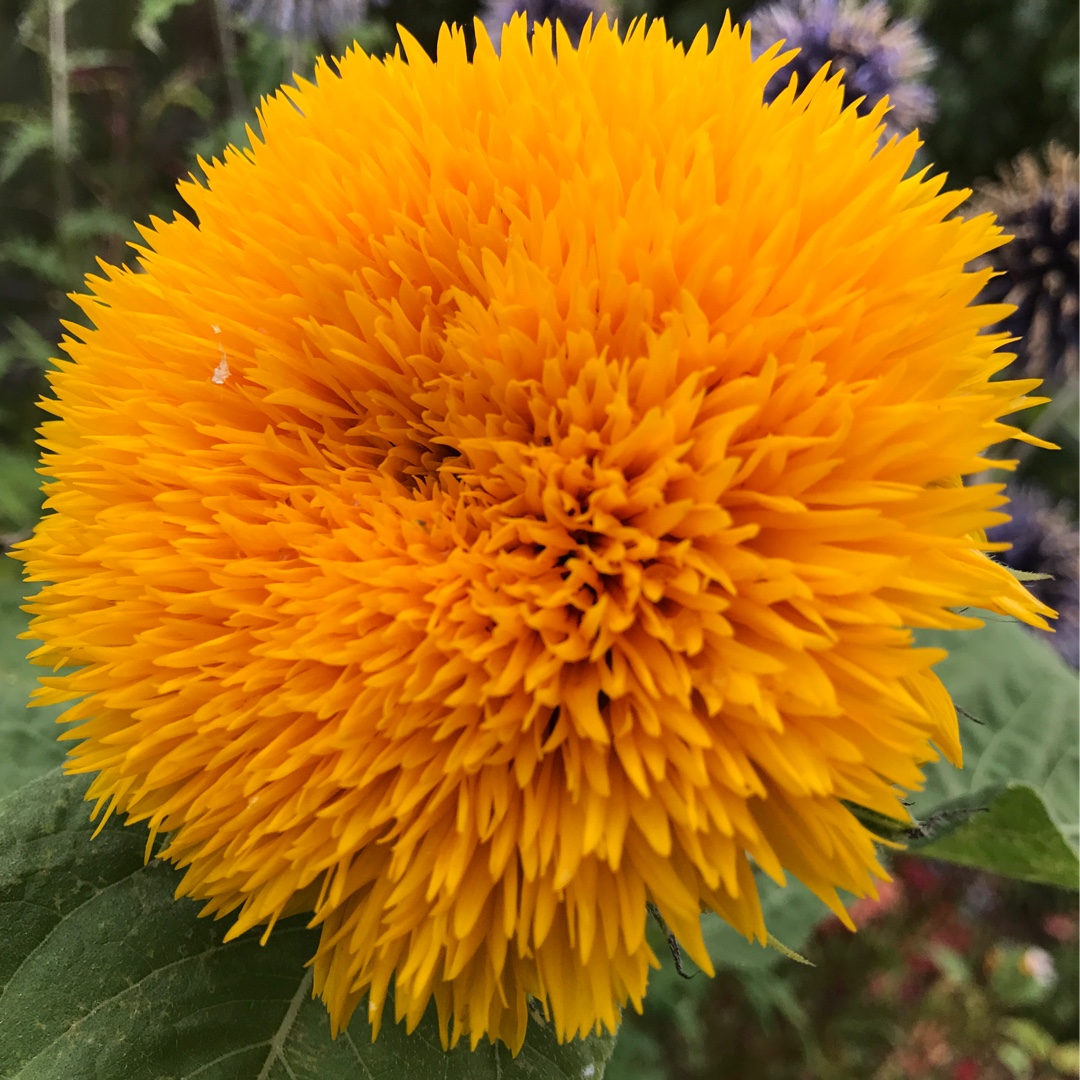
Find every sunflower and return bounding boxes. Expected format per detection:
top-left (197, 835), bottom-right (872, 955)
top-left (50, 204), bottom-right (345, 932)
top-left (17, 14), bottom-right (1052, 1054)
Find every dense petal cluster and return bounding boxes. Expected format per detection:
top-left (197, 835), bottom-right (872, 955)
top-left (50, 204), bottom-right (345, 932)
top-left (19, 15), bottom-right (1051, 1053)
top-left (751, 0), bottom-right (935, 137)
top-left (973, 145), bottom-right (1079, 383)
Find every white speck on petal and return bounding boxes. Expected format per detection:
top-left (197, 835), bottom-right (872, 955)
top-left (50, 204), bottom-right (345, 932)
top-left (212, 356), bottom-right (230, 384)
top-left (211, 324), bottom-right (221, 334)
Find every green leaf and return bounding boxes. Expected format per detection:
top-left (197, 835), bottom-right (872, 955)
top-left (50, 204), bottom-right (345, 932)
top-left (911, 619), bottom-right (1079, 888)
top-left (133, 0), bottom-right (200, 53)
top-left (56, 206), bottom-right (134, 244)
top-left (0, 115), bottom-right (53, 184)
top-left (0, 237), bottom-right (77, 289)
top-left (141, 70), bottom-right (217, 128)
top-left (0, 318), bottom-right (57, 376)
top-left (911, 785), bottom-right (1079, 889)
top-left (1004, 568), bottom-right (1053, 583)
top-left (0, 448), bottom-right (45, 534)
top-left (0, 769), bottom-right (616, 1079)
top-left (0, 567), bottom-right (68, 794)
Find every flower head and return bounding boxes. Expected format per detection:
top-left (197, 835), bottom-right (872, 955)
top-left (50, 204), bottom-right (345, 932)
top-left (484, 0), bottom-right (617, 46)
top-left (750, 0), bottom-right (935, 138)
top-left (19, 15), bottom-right (1051, 1053)
top-left (973, 145), bottom-right (1079, 383)
top-left (224, 0), bottom-right (372, 37)
top-left (987, 485), bottom-right (1078, 667)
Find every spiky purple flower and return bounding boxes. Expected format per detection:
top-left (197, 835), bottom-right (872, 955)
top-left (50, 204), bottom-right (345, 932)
top-left (750, 0), bottom-right (935, 138)
top-left (975, 145), bottom-right (1079, 383)
top-left (989, 486), bottom-right (1079, 668)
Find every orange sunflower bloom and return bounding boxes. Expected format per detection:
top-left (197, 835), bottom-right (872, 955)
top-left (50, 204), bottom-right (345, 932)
top-left (17, 14), bottom-right (1052, 1054)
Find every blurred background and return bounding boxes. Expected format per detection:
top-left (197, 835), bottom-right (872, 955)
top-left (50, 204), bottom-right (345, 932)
top-left (0, 1), bottom-right (1076, 1077)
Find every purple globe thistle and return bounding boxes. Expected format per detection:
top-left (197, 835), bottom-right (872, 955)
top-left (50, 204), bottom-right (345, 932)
top-left (974, 145), bottom-right (1079, 383)
top-left (222, 0), bottom-right (372, 38)
top-left (483, 0), bottom-right (617, 47)
top-left (750, 0), bottom-right (936, 138)
top-left (988, 486), bottom-right (1079, 668)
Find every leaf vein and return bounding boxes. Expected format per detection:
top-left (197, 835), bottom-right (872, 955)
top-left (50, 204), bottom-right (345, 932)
top-left (0, 857), bottom-right (148, 1002)
top-left (255, 967), bottom-right (313, 1080)
top-left (343, 1029), bottom-right (375, 1079)
top-left (182, 1041), bottom-right (276, 1079)
top-left (5, 925), bottom-right (314, 1075)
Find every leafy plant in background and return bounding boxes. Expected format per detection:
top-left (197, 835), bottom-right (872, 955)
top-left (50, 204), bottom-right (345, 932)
top-left (0, 1), bottom-right (1077, 1079)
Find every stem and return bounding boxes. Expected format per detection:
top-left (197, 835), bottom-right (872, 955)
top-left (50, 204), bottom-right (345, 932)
top-left (210, 0), bottom-right (247, 118)
top-left (47, 0), bottom-right (72, 223)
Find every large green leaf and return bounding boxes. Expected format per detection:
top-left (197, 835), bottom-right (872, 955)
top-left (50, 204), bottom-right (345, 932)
top-left (0, 770), bottom-right (616, 1080)
top-left (910, 784), bottom-right (1079, 888)
top-left (911, 619), bottom-right (1079, 888)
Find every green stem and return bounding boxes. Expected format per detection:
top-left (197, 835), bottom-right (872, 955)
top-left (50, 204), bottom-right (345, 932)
top-left (210, 0), bottom-right (247, 118)
top-left (47, 0), bottom-right (72, 225)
